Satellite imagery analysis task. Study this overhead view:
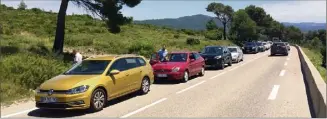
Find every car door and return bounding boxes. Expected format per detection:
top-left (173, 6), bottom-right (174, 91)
top-left (124, 57), bottom-right (143, 91)
top-left (238, 47), bottom-right (243, 60)
top-left (222, 47), bottom-right (229, 63)
top-left (188, 53), bottom-right (197, 76)
top-left (105, 58), bottom-right (130, 97)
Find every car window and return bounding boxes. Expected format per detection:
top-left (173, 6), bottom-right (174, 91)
top-left (109, 58), bottom-right (129, 72)
top-left (64, 60), bottom-right (111, 75)
top-left (228, 48), bottom-right (237, 53)
top-left (194, 53), bottom-right (200, 59)
top-left (201, 47), bottom-right (223, 54)
top-left (125, 58), bottom-right (139, 69)
top-left (168, 53), bottom-right (187, 62)
top-left (136, 57), bottom-right (146, 66)
top-left (189, 53), bottom-right (196, 60)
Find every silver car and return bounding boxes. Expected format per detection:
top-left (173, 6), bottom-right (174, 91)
top-left (227, 46), bottom-right (244, 63)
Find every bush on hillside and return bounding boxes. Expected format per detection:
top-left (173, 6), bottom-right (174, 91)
top-left (128, 41), bottom-right (155, 58)
top-left (186, 38), bottom-right (200, 45)
top-left (204, 30), bottom-right (222, 40)
top-left (174, 34), bottom-right (180, 39)
top-left (31, 8), bottom-right (43, 14)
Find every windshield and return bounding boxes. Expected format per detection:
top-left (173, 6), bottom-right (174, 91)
top-left (245, 42), bottom-right (256, 46)
top-left (64, 60), bottom-right (111, 75)
top-left (273, 42), bottom-right (286, 46)
top-left (201, 47), bottom-right (223, 54)
top-left (228, 48), bottom-right (237, 53)
top-left (167, 53), bottom-right (188, 62)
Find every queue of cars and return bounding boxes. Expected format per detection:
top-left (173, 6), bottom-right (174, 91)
top-left (34, 41), bottom-right (288, 112)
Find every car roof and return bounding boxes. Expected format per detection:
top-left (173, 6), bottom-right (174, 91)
top-left (86, 54), bottom-right (143, 60)
top-left (171, 51), bottom-right (194, 54)
top-left (205, 46), bottom-right (224, 48)
top-left (227, 46), bottom-right (239, 48)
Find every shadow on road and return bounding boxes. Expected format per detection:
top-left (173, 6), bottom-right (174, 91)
top-left (27, 92), bottom-right (142, 118)
top-left (153, 75), bottom-right (198, 85)
top-left (268, 54), bottom-right (288, 57)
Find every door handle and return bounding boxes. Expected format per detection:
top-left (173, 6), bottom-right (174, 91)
top-left (140, 70), bottom-right (143, 73)
top-left (126, 74), bottom-right (130, 76)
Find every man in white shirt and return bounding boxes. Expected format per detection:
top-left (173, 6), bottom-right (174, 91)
top-left (73, 50), bottom-right (83, 64)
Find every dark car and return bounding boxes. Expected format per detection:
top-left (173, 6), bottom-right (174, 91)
top-left (256, 42), bottom-right (265, 52)
top-left (271, 42), bottom-right (289, 56)
top-left (243, 42), bottom-right (259, 54)
top-left (200, 46), bottom-right (232, 69)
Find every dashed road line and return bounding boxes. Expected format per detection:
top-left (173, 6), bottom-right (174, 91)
top-left (209, 72), bottom-right (226, 79)
top-left (176, 81), bottom-right (206, 94)
top-left (268, 85), bottom-right (280, 100)
top-left (120, 98), bottom-right (167, 118)
top-left (284, 62), bottom-right (288, 66)
top-left (279, 70), bottom-right (286, 76)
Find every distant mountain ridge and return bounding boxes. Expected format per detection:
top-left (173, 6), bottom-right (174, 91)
top-left (134, 14), bottom-right (326, 32)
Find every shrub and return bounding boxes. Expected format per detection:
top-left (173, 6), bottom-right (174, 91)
top-left (30, 8), bottom-right (43, 14)
top-left (173, 34), bottom-right (180, 39)
top-left (205, 30), bottom-right (222, 40)
top-left (128, 41), bottom-right (155, 57)
top-left (186, 37), bottom-right (200, 45)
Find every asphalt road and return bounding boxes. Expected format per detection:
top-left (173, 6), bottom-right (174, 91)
top-left (1, 47), bottom-right (312, 118)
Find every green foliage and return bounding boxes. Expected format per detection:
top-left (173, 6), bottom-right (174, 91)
top-left (230, 9), bottom-right (257, 44)
top-left (186, 37), bottom-right (200, 45)
top-left (206, 19), bottom-right (218, 30)
top-left (128, 41), bottom-right (155, 57)
top-left (205, 29), bottom-right (223, 40)
top-left (302, 48), bottom-right (326, 82)
top-left (18, 0), bottom-right (27, 10)
top-left (206, 2), bottom-right (234, 40)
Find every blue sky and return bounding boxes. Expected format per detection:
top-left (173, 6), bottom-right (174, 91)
top-left (2, 0), bottom-right (326, 23)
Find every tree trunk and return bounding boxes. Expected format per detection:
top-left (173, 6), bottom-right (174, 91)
top-left (223, 22), bottom-right (227, 40)
top-left (52, 0), bottom-right (69, 54)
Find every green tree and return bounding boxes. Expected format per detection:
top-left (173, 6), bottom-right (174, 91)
top-left (284, 26), bottom-right (303, 44)
top-left (206, 19), bottom-right (218, 30)
top-left (206, 2), bottom-right (234, 40)
top-left (52, 0), bottom-right (142, 54)
top-left (18, 0), bottom-right (27, 10)
top-left (230, 9), bottom-right (257, 45)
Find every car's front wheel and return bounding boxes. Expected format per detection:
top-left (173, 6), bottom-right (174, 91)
top-left (182, 71), bottom-right (189, 83)
top-left (218, 60), bottom-right (225, 69)
top-left (228, 58), bottom-right (232, 66)
top-left (89, 88), bottom-right (107, 112)
top-left (199, 67), bottom-right (205, 76)
top-left (139, 77), bottom-right (150, 95)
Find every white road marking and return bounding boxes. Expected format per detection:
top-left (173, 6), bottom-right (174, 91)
top-left (1, 107), bottom-right (37, 118)
top-left (284, 62), bottom-right (288, 66)
top-left (268, 85), bottom-right (280, 100)
top-left (229, 66), bottom-right (239, 71)
top-left (176, 81), bottom-right (206, 94)
top-left (120, 98), bottom-right (167, 118)
top-left (279, 70), bottom-right (286, 76)
top-left (209, 72), bottom-right (226, 79)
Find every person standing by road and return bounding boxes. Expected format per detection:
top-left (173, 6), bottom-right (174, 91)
top-left (73, 49), bottom-right (83, 64)
top-left (158, 45), bottom-right (168, 62)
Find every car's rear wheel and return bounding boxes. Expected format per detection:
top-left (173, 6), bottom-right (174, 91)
top-left (199, 67), bottom-right (205, 76)
top-left (89, 88), bottom-right (107, 112)
top-left (182, 71), bottom-right (189, 83)
top-left (139, 77), bottom-right (150, 95)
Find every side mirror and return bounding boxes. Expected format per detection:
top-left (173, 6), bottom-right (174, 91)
top-left (109, 69), bottom-right (120, 75)
top-left (224, 51), bottom-right (228, 54)
top-left (190, 59), bottom-right (195, 62)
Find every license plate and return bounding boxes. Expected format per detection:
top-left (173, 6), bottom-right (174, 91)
top-left (157, 74), bottom-right (167, 77)
top-left (40, 97), bottom-right (57, 103)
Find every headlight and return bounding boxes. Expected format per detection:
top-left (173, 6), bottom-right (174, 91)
top-left (172, 67), bottom-right (180, 72)
top-left (67, 85), bottom-right (89, 94)
top-left (215, 56), bottom-right (222, 59)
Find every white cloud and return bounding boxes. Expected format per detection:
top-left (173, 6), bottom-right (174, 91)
top-left (260, 1), bottom-right (326, 23)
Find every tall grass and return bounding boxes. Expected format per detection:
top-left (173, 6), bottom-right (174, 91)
top-left (302, 47), bottom-right (326, 82)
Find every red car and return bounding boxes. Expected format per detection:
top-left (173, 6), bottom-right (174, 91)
top-left (150, 51), bottom-right (205, 82)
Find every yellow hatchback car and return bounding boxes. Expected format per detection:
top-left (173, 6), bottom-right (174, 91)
top-left (35, 55), bottom-right (154, 112)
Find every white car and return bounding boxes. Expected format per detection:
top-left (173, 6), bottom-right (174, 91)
top-left (227, 46), bottom-right (244, 63)
top-left (263, 42), bottom-right (270, 50)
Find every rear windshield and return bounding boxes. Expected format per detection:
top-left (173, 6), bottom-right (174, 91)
top-left (256, 42), bottom-right (263, 45)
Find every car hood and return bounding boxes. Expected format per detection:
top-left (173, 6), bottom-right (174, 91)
top-left (39, 75), bottom-right (101, 90)
top-left (153, 62), bottom-right (187, 70)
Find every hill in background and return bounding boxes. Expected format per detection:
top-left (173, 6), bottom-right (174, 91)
top-left (134, 14), bottom-right (326, 32)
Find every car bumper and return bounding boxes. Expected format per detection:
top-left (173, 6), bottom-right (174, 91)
top-left (244, 49), bottom-right (257, 53)
top-left (231, 57), bottom-right (238, 62)
top-left (35, 92), bottom-right (90, 110)
top-left (271, 49), bottom-right (288, 54)
top-left (204, 58), bottom-right (223, 66)
top-left (154, 72), bottom-right (184, 80)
